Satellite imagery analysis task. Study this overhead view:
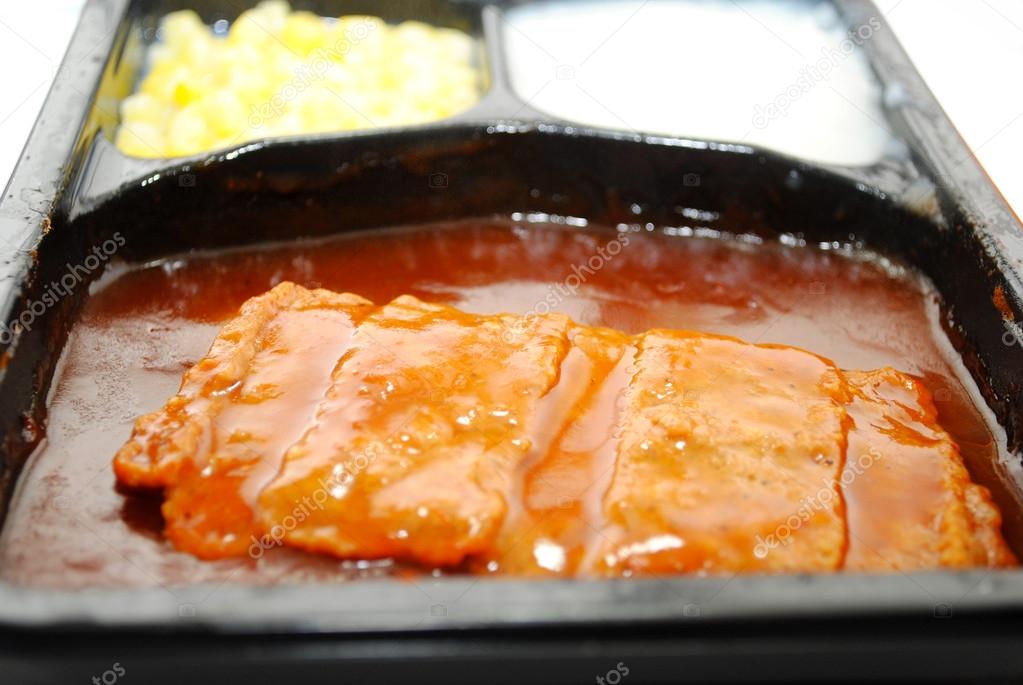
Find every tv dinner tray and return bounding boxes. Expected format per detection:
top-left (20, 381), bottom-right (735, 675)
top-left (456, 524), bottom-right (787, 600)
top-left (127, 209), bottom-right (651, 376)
top-left (2, 0), bottom-right (1023, 682)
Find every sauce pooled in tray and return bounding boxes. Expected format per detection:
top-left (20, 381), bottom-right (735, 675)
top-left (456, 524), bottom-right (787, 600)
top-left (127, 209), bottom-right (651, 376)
top-left (2, 219), bottom-right (1018, 587)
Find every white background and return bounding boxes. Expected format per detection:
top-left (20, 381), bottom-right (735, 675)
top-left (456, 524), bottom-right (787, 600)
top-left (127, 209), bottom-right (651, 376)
top-left (1, 0), bottom-right (1021, 215)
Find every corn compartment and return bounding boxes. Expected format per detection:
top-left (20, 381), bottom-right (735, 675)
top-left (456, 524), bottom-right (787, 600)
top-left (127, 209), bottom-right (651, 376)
top-left (115, 1), bottom-right (482, 158)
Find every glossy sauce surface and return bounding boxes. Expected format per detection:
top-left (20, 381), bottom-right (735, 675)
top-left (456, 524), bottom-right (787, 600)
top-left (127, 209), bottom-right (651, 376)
top-left (1, 218), bottom-right (1019, 587)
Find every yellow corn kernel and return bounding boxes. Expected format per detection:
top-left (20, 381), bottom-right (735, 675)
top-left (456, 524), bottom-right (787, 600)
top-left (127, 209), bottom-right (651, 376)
top-left (333, 16), bottom-right (386, 59)
top-left (160, 10), bottom-right (206, 48)
top-left (251, 0), bottom-right (290, 34)
top-left (179, 34), bottom-right (218, 70)
top-left (335, 15), bottom-right (385, 40)
top-left (394, 21), bottom-right (436, 50)
top-left (281, 11), bottom-right (326, 57)
top-left (263, 111), bottom-right (303, 138)
top-left (171, 78), bottom-right (208, 108)
top-left (120, 92), bottom-right (166, 125)
top-left (197, 91), bottom-right (248, 141)
top-left (296, 87), bottom-right (361, 132)
top-left (320, 63), bottom-right (356, 91)
top-left (228, 10), bottom-right (268, 46)
top-left (165, 106), bottom-right (209, 156)
top-left (115, 121), bottom-right (165, 158)
top-left (435, 28), bottom-right (474, 63)
top-left (265, 46), bottom-right (302, 83)
top-left (140, 62), bottom-right (188, 103)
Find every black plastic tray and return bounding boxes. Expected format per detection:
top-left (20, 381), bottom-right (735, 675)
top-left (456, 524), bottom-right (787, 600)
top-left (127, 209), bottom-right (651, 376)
top-left (2, 0), bottom-right (1023, 682)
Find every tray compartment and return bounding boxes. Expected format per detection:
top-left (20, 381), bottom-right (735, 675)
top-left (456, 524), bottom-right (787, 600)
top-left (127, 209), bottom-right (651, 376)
top-left (83, 0), bottom-right (500, 198)
top-left (11, 123), bottom-right (1023, 563)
